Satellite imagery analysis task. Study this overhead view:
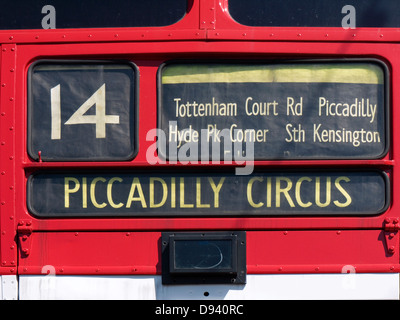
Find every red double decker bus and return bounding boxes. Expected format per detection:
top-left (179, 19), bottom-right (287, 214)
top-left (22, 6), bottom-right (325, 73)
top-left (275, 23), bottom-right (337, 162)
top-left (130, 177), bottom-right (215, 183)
top-left (0, 0), bottom-right (398, 300)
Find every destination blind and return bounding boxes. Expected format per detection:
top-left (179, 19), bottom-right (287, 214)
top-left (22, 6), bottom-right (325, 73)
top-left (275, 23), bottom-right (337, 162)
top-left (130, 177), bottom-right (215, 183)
top-left (158, 61), bottom-right (388, 160)
top-left (27, 171), bottom-right (388, 217)
top-left (28, 61), bottom-right (138, 161)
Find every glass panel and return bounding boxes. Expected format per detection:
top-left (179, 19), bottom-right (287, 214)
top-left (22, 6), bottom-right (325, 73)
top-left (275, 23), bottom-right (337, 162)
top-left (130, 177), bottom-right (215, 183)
top-left (174, 240), bottom-right (233, 270)
top-left (0, 0), bottom-right (186, 30)
top-left (229, 0), bottom-right (400, 28)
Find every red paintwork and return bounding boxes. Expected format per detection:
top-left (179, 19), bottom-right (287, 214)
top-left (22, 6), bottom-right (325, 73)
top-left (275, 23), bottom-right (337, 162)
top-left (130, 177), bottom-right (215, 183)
top-left (17, 230), bottom-right (400, 275)
top-left (0, 0), bottom-right (398, 276)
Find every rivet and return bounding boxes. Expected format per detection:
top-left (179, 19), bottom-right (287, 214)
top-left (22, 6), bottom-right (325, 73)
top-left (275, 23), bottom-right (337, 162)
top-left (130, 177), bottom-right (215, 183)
top-left (114, 34), bottom-right (119, 38)
top-left (278, 267), bottom-right (283, 271)
top-left (1, 84), bottom-right (5, 87)
top-left (9, 156), bottom-right (14, 160)
top-left (75, 232), bottom-right (79, 236)
top-left (9, 68), bottom-right (14, 72)
top-left (1, 231), bottom-right (6, 235)
top-left (337, 231), bottom-right (341, 235)
top-left (283, 231), bottom-right (288, 235)
top-left (126, 232), bottom-right (131, 236)
top-left (390, 266), bottom-right (395, 270)
top-left (2, 48), bottom-right (6, 52)
top-left (9, 36), bottom-right (13, 40)
top-left (315, 267), bottom-right (320, 271)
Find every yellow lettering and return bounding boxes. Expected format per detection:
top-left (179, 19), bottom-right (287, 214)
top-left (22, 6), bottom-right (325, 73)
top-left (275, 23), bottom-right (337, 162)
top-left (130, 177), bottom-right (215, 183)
top-left (107, 177), bottom-right (123, 208)
top-left (315, 177), bottom-right (331, 207)
top-left (276, 177), bottom-right (295, 207)
top-left (90, 177), bottom-right (107, 208)
top-left (126, 177), bottom-right (147, 208)
top-left (150, 177), bottom-right (168, 208)
top-left (64, 177), bottom-right (80, 208)
top-left (266, 177), bottom-right (271, 207)
top-left (82, 177), bottom-right (87, 208)
top-left (171, 177), bottom-right (176, 208)
top-left (196, 178), bottom-right (210, 208)
top-left (208, 177), bottom-right (225, 208)
top-left (247, 177), bottom-right (264, 208)
top-left (180, 177), bottom-right (194, 208)
top-left (334, 176), bottom-right (352, 207)
top-left (295, 177), bottom-right (312, 208)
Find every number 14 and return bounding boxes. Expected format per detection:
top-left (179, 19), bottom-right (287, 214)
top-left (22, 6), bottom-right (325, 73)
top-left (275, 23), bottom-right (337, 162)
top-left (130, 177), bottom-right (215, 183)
top-left (50, 84), bottom-right (120, 140)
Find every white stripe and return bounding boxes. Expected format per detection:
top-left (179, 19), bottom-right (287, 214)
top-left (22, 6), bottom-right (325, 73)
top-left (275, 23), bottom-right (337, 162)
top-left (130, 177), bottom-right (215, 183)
top-left (18, 274), bottom-right (399, 300)
top-left (0, 276), bottom-right (18, 300)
